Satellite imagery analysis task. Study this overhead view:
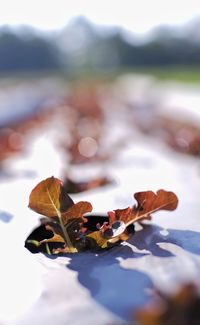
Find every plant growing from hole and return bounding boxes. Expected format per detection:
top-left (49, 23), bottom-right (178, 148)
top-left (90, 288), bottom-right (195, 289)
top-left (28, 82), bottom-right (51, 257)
top-left (26, 176), bottom-right (178, 254)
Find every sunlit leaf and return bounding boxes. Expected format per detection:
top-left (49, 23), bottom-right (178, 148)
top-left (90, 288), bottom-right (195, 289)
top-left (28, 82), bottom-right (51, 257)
top-left (102, 190), bottom-right (178, 239)
top-left (86, 226), bottom-right (130, 250)
top-left (26, 179), bottom-right (178, 254)
top-left (29, 176), bottom-right (74, 218)
top-left (86, 231), bottom-right (110, 249)
top-left (62, 201), bottom-right (92, 225)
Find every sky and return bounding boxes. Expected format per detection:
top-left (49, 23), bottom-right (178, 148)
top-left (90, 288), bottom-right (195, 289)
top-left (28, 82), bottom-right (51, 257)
top-left (0, 0), bottom-right (200, 34)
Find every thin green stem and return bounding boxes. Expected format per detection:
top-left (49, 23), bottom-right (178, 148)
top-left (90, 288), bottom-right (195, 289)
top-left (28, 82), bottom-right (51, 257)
top-left (57, 211), bottom-right (75, 252)
top-left (45, 243), bottom-right (51, 255)
top-left (46, 186), bottom-right (76, 252)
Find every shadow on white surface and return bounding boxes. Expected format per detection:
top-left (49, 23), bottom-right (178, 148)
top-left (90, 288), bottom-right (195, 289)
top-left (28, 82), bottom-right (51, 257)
top-left (57, 224), bottom-right (200, 321)
top-left (129, 224), bottom-right (200, 257)
top-left (0, 210), bottom-right (13, 223)
top-left (66, 245), bottom-right (153, 320)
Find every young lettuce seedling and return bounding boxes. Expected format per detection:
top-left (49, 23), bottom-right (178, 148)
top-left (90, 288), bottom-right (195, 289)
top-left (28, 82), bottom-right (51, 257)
top-left (27, 176), bottom-right (178, 254)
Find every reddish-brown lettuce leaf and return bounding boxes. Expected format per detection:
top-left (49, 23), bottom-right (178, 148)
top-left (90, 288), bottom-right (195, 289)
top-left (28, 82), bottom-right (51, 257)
top-left (26, 179), bottom-right (178, 254)
top-left (28, 176), bottom-right (74, 218)
top-left (86, 229), bottom-right (129, 249)
top-left (100, 190), bottom-right (178, 240)
top-left (28, 177), bottom-right (92, 252)
top-left (62, 201), bottom-right (92, 225)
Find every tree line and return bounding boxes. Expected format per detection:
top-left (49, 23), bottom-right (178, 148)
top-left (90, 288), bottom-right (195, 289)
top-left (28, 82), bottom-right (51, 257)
top-left (0, 17), bottom-right (199, 72)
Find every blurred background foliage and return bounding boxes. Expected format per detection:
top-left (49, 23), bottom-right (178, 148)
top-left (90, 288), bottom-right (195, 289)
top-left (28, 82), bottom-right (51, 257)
top-left (0, 16), bottom-right (200, 77)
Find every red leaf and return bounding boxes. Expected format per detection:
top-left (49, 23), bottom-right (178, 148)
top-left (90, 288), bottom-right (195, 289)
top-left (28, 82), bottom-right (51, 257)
top-left (28, 176), bottom-right (74, 218)
top-left (103, 190), bottom-right (178, 239)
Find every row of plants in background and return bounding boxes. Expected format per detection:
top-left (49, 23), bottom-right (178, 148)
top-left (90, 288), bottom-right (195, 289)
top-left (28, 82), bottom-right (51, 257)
top-left (136, 282), bottom-right (200, 325)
